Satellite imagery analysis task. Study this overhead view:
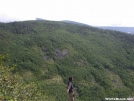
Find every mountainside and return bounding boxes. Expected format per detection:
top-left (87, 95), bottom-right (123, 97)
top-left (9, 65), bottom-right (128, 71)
top-left (97, 26), bottom-right (134, 34)
top-left (0, 20), bottom-right (134, 101)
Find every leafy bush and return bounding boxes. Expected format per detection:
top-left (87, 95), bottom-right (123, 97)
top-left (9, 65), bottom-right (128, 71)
top-left (0, 54), bottom-right (53, 101)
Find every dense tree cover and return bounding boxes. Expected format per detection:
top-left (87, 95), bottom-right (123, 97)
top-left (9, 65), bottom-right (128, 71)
top-left (0, 54), bottom-right (54, 101)
top-left (0, 20), bottom-right (134, 101)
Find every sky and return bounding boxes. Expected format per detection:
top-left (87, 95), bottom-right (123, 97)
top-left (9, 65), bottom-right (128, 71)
top-left (0, 0), bottom-right (134, 26)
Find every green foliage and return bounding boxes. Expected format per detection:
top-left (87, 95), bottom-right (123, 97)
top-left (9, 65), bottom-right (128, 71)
top-left (0, 20), bottom-right (134, 101)
top-left (0, 55), bottom-right (53, 101)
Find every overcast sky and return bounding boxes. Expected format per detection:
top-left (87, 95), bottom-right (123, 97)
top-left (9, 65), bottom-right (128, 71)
top-left (0, 0), bottom-right (134, 26)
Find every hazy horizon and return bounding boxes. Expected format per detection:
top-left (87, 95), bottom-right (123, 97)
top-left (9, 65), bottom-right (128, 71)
top-left (0, 0), bottom-right (134, 27)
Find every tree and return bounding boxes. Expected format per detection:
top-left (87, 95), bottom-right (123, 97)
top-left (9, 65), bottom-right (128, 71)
top-left (0, 54), bottom-right (51, 101)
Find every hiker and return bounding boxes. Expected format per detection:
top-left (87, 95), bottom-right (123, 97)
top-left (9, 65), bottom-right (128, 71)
top-left (67, 77), bottom-right (74, 101)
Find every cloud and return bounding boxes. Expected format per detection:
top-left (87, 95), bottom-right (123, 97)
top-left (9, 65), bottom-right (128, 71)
top-left (0, 0), bottom-right (134, 26)
top-left (0, 14), bottom-right (17, 22)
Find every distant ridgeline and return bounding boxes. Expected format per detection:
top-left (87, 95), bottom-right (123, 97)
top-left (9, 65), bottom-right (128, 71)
top-left (97, 26), bottom-right (134, 34)
top-left (36, 18), bottom-right (47, 21)
top-left (0, 20), bottom-right (134, 101)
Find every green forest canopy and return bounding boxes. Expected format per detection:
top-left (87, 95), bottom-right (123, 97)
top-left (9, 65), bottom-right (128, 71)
top-left (0, 20), bottom-right (134, 101)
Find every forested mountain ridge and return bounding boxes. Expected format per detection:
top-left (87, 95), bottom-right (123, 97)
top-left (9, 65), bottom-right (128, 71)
top-left (0, 20), bottom-right (134, 101)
